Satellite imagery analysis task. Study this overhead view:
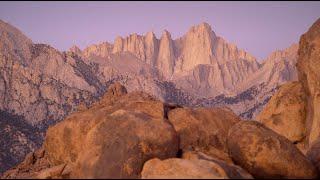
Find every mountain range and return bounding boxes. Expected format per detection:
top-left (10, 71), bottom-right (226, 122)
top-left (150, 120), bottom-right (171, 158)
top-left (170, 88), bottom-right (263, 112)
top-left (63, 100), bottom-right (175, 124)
top-left (0, 19), bottom-right (298, 173)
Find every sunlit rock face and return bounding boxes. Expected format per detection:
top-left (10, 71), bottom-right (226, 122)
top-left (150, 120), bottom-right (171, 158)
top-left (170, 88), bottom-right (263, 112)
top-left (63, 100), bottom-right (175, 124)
top-left (297, 18), bottom-right (320, 146)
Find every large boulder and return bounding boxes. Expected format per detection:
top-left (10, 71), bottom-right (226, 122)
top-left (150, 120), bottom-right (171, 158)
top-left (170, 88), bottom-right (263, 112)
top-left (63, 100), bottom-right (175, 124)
top-left (297, 18), bottom-right (320, 146)
top-left (141, 158), bottom-right (229, 179)
top-left (43, 84), bottom-right (179, 178)
top-left (227, 121), bottom-right (318, 179)
top-left (167, 107), bottom-right (240, 155)
top-left (256, 82), bottom-right (307, 150)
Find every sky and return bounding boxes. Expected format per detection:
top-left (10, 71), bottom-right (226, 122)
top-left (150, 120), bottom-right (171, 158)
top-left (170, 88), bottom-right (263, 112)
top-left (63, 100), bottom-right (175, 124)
top-left (0, 1), bottom-right (320, 60)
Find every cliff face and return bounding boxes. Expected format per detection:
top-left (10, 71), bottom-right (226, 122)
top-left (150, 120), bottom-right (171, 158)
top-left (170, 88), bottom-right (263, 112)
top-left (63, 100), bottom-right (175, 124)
top-left (297, 18), bottom-right (320, 146)
top-left (156, 30), bottom-right (175, 78)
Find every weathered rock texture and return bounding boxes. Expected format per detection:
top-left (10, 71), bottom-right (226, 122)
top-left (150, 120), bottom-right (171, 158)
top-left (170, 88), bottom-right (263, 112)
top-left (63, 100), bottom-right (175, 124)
top-left (297, 18), bottom-right (320, 146)
top-left (141, 158), bottom-right (230, 179)
top-left (168, 107), bottom-right (240, 155)
top-left (44, 84), bottom-right (179, 178)
top-left (307, 138), bottom-right (320, 173)
top-left (182, 151), bottom-right (253, 179)
top-left (257, 82), bottom-right (307, 148)
top-left (0, 110), bottom-right (43, 174)
top-left (227, 121), bottom-right (318, 179)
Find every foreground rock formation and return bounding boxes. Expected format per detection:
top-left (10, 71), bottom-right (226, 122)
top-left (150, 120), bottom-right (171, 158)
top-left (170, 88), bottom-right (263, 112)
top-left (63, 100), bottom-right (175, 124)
top-left (258, 18), bottom-right (320, 153)
top-left (297, 18), bottom-right (320, 146)
top-left (256, 18), bottom-right (320, 177)
top-left (3, 83), bottom-right (318, 179)
top-left (257, 82), bottom-right (307, 150)
top-left (168, 107), bottom-right (240, 156)
top-left (227, 121), bottom-right (317, 178)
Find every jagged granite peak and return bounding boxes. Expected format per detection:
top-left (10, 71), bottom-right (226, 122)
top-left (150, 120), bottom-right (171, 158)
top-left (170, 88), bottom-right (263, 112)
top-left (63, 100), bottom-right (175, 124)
top-left (214, 37), bottom-right (258, 63)
top-left (144, 31), bottom-right (159, 66)
top-left (177, 22), bottom-right (217, 72)
top-left (112, 33), bottom-right (146, 61)
top-left (263, 43), bottom-right (298, 64)
top-left (189, 22), bottom-right (214, 35)
top-left (237, 44), bottom-right (298, 94)
top-left (82, 41), bottom-right (112, 59)
top-left (156, 30), bottom-right (175, 78)
top-left (0, 19), bottom-right (33, 46)
top-left (69, 45), bottom-right (82, 55)
top-left (112, 36), bottom-right (123, 54)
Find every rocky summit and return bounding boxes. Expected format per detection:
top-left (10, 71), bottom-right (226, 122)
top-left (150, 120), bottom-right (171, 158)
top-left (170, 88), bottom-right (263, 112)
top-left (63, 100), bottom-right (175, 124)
top-left (0, 14), bottom-right (320, 179)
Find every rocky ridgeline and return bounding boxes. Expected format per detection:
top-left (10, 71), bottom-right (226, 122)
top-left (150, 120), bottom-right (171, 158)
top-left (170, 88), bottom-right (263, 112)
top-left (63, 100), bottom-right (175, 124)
top-left (0, 19), bottom-right (298, 126)
top-left (1, 82), bottom-right (318, 179)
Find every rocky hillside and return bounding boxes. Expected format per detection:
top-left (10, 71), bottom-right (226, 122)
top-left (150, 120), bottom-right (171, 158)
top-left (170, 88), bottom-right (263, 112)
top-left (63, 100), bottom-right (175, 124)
top-left (0, 110), bottom-right (43, 174)
top-left (2, 82), bottom-right (319, 179)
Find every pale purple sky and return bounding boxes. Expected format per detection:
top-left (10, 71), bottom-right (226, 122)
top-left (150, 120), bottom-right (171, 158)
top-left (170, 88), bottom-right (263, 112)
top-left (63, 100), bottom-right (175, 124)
top-left (0, 1), bottom-right (320, 60)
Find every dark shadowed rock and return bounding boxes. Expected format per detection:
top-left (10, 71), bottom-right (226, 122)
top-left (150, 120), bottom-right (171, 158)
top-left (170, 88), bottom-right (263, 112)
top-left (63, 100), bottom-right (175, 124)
top-left (106, 81), bottom-right (128, 97)
top-left (168, 107), bottom-right (240, 155)
top-left (227, 120), bottom-right (318, 179)
top-left (307, 138), bottom-right (320, 174)
top-left (1, 148), bottom-right (56, 179)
